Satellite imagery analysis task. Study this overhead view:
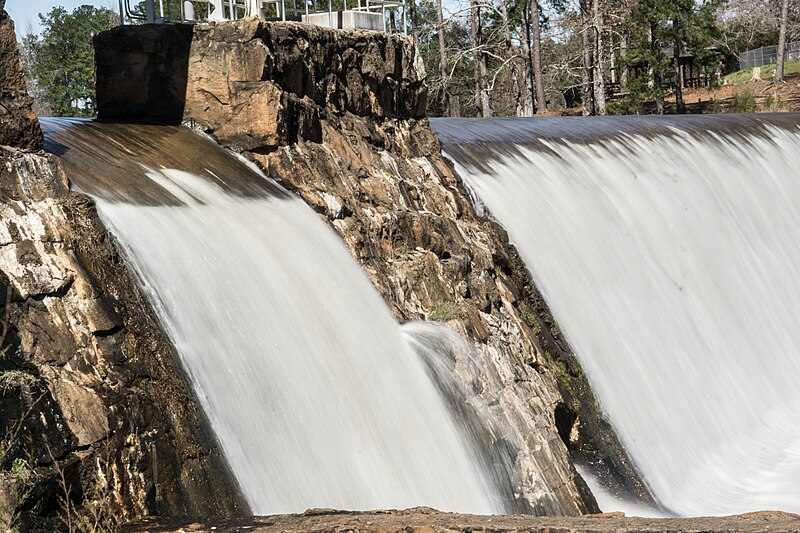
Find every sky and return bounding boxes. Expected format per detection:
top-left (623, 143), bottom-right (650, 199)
top-left (6, 0), bottom-right (115, 35)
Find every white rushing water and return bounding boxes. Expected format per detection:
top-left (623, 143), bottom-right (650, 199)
top-left (574, 465), bottom-right (664, 518)
top-left (436, 119), bottom-right (800, 516)
top-left (94, 166), bottom-right (501, 514)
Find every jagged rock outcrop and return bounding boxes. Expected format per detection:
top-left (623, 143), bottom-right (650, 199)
top-left (95, 19), bottom-right (608, 515)
top-left (0, 10), bottom-right (246, 530)
top-left (0, 11), bottom-right (42, 150)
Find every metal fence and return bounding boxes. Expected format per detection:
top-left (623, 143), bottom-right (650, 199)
top-left (739, 41), bottom-right (800, 70)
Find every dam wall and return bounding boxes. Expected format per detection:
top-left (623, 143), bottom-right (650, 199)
top-left (92, 19), bottom-right (611, 515)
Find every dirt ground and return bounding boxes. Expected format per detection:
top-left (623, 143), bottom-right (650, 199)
top-left (123, 507), bottom-right (800, 533)
top-left (681, 70), bottom-right (800, 112)
top-left (555, 70), bottom-right (800, 115)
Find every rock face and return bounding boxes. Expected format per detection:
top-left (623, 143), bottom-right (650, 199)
top-left (95, 20), bottom-right (609, 515)
top-left (0, 12), bottom-right (42, 149)
top-left (0, 10), bottom-right (246, 530)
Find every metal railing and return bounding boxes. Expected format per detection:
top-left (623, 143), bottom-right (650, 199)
top-left (739, 41), bottom-right (800, 70)
top-left (122, 0), bottom-right (406, 33)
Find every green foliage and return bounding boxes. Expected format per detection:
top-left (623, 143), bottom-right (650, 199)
top-left (606, 73), bottom-right (652, 115)
top-left (521, 310), bottom-right (542, 334)
top-left (623, 0), bottom-right (724, 113)
top-left (21, 5), bottom-right (118, 117)
top-left (429, 301), bottom-right (460, 321)
top-left (10, 458), bottom-right (27, 475)
top-left (544, 350), bottom-right (574, 395)
top-left (723, 60), bottom-right (800, 84)
top-left (709, 97), bottom-right (724, 113)
top-left (732, 90), bottom-right (757, 112)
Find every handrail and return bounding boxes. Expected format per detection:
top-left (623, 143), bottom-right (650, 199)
top-left (126, 0), bottom-right (406, 33)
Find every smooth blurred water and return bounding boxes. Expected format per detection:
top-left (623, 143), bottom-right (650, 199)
top-left (433, 115), bottom-right (800, 516)
top-left (42, 119), bottom-right (502, 515)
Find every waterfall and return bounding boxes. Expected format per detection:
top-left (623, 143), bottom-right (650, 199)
top-left (433, 114), bottom-right (800, 517)
top-left (41, 118), bottom-right (502, 515)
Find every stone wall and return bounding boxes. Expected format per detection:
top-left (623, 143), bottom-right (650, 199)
top-left (0, 10), bottom-right (247, 530)
top-left (95, 19), bottom-right (607, 515)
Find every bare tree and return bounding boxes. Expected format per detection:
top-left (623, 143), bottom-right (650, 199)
top-left (775, 0), bottom-right (791, 83)
top-left (499, 0), bottom-right (525, 115)
top-left (408, 0), bottom-right (419, 47)
top-left (519, 0), bottom-right (536, 116)
top-left (531, 0), bottom-right (548, 113)
top-left (580, 0), bottom-right (594, 115)
top-left (592, 0), bottom-right (607, 114)
top-left (436, 0), bottom-right (453, 115)
top-left (470, 0), bottom-right (493, 116)
top-left (674, 17), bottom-right (686, 113)
top-left (619, 23), bottom-right (630, 90)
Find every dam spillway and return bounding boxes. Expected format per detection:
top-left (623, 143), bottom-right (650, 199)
top-left (432, 114), bottom-right (800, 517)
top-left (41, 118), bottom-right (502, 515)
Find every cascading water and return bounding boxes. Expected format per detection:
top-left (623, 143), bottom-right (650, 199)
top-left (41, 118), bottom-right (504, 515)
top-left (432, 114), bottom-right (800, 517)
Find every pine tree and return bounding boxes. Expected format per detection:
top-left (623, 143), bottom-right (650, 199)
top-left (21, 5), bottom-right (117, 117)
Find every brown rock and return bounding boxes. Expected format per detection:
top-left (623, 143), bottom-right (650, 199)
top-left (46, 373), bottom-right (110, 446)
top-left (0, 11), bottom-right (43, 149)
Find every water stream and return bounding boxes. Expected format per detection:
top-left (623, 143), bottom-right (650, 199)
top-left (42, 118), bottom-right (502, 515)
top-left (433, 114), bottom-right (800, 516)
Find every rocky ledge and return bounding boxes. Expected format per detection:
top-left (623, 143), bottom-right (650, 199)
top-left (126, 508), bottom-right (800, 533)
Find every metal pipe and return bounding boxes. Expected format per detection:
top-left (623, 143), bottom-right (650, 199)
top-left (118, 0), bottom-right (125, 24)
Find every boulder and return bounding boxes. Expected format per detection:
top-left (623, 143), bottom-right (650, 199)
top-left (0, 11), bottom-right (42, 149)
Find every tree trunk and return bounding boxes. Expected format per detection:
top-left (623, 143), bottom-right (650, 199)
top-left (592, 0), bottom-right (606, 115)
top-left (480, 52), bottom-right (492, 116)
top-left (470, 0), bottom-right (492, 117)
top-left (530, 0), bottom-right (547, 113)
top-left (408, 0), bottom-right (419, 47)
top-left (518, 0), bottom-right (535, 116)
top-left (673, 18), bottom-right (685, 113)
top-left (620, 25), bottom-right (629, 90)
top-left (436, 0), bottom-right (452, 116)
top-left (470, 0), bottom-right (482, 115)
top-left (500, 0), bottom-right (523, 116)
top-left (775, 0), bottom-right (790, 83)
top-left (610, 33), bottom-right (616, 84)
top-left (580, 0), bottom-right (593, 115)
top-left (650, 22), bottom-right (664, 115)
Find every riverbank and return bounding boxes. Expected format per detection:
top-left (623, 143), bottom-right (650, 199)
top-left (125, 507), bottom-right (800, 533)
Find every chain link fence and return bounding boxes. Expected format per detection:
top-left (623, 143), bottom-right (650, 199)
top-left (740, 41), bottom-right (800, 70)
